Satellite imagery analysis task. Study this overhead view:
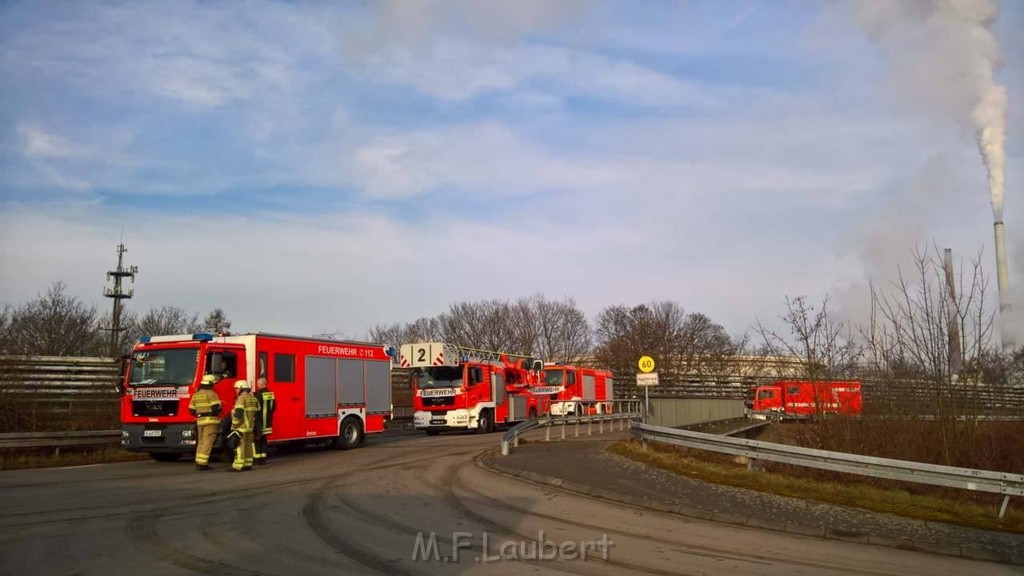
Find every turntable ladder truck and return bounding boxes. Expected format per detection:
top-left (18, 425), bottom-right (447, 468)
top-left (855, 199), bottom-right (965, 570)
top-left (400, 342), bottom-right (543, 435)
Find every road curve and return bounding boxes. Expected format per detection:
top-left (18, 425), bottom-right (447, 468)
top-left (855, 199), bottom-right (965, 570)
top-left (0, 433), bottom-right (1019, 575)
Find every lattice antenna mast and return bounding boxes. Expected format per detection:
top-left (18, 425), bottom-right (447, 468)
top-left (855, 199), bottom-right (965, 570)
top-left (101, 242), bottom-right (138, 357)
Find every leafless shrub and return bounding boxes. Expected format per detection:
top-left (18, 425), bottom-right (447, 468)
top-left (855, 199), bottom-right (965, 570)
top-left (754, 295), bottom-right (862, 380)
top-left (861, 246), bottom-right (996, 465)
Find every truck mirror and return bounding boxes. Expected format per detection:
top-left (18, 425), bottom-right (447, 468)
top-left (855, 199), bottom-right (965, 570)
top-left (210, 353), bottom-right (224, 374)
top-left (531, 360), bottom-right (543, 372)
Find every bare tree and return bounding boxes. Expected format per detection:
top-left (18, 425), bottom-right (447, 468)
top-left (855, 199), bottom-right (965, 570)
top-left (531, 295), bottom-right (591, 364)
top-left (312, 330), bottom-right (350, 340)
top-left (676, 312), bottom-right (742, 376)
top-left (755, 295), bottom-right (862, 380)
top-left (437, 300), bottom-right (518, 353)
top-left (98, 308), bottom-right (138, 357)
top-left (972, 345), bottom-right (1024, 395)
top-left (125, 306), bottom-right (202, 342)
top-left (594, 303), bottom-right (678, 387)
top-left (506, 296), bottom-right (541, 357)
top-left (202, 308), bottom-right (232, 334)
top-left (368, 295), bottom-right (592, 362)
top-left (0, 305), bottom-right (12, 354)
top-left (859, 246), bottom-right (996, 465)
top-left (368, 317), bottom-right (443, 351)
top-left (367, 324), bottom-right (402, 349)
top-left (3, 282), bottom-right (104, 356)
top-left (594, 301), bottom-right (738, 394)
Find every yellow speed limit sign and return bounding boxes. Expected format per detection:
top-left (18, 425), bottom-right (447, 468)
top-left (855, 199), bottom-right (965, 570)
top-left (638, 356), bottom-right (655, 373)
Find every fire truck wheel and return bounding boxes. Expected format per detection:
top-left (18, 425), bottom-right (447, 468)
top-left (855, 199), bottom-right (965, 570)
top-left (528, 407), bottom-right (538, 420)
top-left (148, 452), bottom-right (181, 462)
top-left (476, 410), bottom-right (493, 434)
top-left (337, 416), bottom-right (363, 450)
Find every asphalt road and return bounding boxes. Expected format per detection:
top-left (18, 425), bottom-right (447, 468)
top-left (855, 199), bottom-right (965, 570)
top-left (0, 432), bottom-right (1020, 575)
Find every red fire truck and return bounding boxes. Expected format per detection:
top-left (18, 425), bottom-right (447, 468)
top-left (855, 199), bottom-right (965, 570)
top-left (121, 332), bottom-right (393, 461)
top-left (744, 380), bottom-right (862, 420)
top-left (400, 342), bottom-right (544, 435)
top-left (542, 364), bottom-right (615, 416)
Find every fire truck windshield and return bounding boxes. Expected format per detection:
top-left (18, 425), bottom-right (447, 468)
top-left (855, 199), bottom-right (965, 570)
top-left (129, 348), bottom-right (198, 386)
top-left (418, 367), bottom-right (463, 388)
top-left (544, 370), bottom-right (564, 386)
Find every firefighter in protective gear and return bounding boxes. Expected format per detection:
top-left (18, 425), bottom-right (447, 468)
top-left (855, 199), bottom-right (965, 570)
top-left (253, 377), bottom-right (275, 465)
top-left (189, 374), bottom-right (222, 471)
top-left (229, 379), bottom-right (259, 471)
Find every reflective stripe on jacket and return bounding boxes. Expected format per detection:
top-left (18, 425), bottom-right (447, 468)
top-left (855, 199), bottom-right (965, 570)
top-left (256, 390), bottom-right (276, 434)
top-left (231, 392), bottom-right (259, 433)
top-left (189, 388), bottom-right (222, 426)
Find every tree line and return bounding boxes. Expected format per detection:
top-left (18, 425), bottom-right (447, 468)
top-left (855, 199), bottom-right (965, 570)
top-left (2, 246), bottom-right (1021, 394)
top-left (368, 294), bottom-right (745, 383)
top-left (0, 282), bottom-right (231, 357)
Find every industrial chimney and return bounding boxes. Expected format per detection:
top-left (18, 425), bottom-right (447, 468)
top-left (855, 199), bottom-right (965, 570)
top-left (994, 221), bottom-right (1014, 351)
top-left (943, 248), bottom-right (962, 374)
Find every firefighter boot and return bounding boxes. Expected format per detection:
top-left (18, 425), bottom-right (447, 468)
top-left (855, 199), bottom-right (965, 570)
top-left (196, 464), bottom-right (212, 471)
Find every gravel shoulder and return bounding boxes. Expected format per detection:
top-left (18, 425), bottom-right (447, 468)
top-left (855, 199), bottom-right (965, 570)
top-left (482, 433), bottom-right (1024, 565)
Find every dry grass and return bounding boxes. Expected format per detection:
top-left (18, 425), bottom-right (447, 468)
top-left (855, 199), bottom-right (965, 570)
top-left (0, 398), bottom-right (133, 470)
top-left (0, 445), bottom-right (148, 471)
top-left (608, 439), bottom-right (1024, 534)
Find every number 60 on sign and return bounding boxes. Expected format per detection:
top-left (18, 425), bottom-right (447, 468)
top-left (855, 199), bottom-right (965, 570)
top-left (638, 356), bottom-right (655, 373)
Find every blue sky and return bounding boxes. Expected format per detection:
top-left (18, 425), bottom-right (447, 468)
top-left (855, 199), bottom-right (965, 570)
top-left (1, 0), bottom-right (1022, 344)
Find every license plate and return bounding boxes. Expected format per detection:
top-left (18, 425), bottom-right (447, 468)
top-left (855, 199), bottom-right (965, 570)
top-left (143, 430), bottom-right (163, 437)
top-left (430, 419), bottom-right (445, 425)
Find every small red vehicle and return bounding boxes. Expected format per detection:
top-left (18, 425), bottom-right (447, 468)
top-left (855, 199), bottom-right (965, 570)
top-left (744, 380), bottom-right (862, 420)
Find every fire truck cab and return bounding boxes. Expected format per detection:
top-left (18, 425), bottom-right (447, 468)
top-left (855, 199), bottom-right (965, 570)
top-left (121, 332), bottom-right (393, 460)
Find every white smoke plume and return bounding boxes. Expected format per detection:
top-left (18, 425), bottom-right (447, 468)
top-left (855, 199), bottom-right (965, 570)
top-left (853, 0), bottom-right (1008, 219)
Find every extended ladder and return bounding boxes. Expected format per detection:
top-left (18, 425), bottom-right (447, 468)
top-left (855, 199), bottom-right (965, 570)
top-left (399, 342), bottom-right (530, 368)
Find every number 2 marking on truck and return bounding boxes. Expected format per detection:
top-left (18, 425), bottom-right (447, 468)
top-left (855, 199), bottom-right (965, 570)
top-left (417, 348), bottom-right (427, 363)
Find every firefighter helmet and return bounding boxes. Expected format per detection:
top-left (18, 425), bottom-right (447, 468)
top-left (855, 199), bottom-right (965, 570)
top-left (234, 379), bottom-right (251, 391)
top-left (201, 374), bottom-right (217, 386)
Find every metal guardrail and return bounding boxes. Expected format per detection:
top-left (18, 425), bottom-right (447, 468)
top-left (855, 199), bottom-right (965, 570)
top-left (0, 430), bottom-right (121, 449)
top-left (721, 420), bottom-right (769, 437)
top-left (631, 421), bottom-right (1024, 518)
top-left (501, 400), bottom-right (642, 456)
top-left (0, 356), bottom-right (121, 411)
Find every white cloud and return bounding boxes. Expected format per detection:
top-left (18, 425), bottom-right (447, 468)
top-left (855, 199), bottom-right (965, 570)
top-left (344, 38), bottom-right (715, 106)
top-left (1, 1), bottom-right (336, 109)
top-left (19, 125), bottom-right (83, 159)
top-left (347, 117), bottom-right (893, 208)
top-left (17, 124), bottom-right (93, 191)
